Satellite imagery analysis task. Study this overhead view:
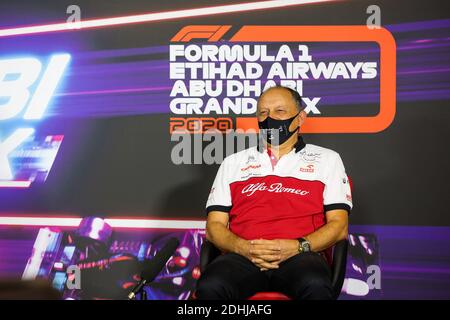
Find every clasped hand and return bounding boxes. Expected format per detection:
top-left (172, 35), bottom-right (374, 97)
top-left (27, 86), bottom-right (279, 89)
top-left (243, 239), bottom-right (299, 271)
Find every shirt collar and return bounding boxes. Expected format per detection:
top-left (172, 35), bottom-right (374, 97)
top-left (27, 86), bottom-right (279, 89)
top-left (294, 135), bottom-right (306, 153)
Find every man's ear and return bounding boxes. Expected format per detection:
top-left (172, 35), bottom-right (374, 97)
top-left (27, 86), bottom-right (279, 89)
top-left (298, 110), bottom-right (307, 126)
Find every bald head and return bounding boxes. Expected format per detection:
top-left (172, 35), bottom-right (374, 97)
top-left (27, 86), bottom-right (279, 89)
top-left (259, 86), bottom-right (303, 112)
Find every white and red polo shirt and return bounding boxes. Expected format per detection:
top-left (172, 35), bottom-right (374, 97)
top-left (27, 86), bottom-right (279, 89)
top-left (206, 137), bottom-right (353, 240)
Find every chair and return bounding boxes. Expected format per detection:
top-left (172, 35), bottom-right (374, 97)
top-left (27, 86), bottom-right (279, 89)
top-left (199, 238), bottom-right (348, 300)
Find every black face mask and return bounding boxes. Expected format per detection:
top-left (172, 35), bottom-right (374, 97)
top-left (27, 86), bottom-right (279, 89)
top-left (258, 113), bottom-right (299, 146)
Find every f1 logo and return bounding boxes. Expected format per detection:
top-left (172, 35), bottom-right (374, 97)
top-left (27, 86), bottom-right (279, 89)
top-left (171, 25), bottom-right (231, 42)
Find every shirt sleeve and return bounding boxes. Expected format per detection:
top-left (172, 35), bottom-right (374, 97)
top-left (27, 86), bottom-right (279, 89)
top-left (205, 159), bottom-right (232, 215)
top-left (323, 152), bottom-right (353, 214)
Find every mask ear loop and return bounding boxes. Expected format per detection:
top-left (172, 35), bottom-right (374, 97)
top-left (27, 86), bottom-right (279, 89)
top-left (288, 112), bottom-right (301, 134)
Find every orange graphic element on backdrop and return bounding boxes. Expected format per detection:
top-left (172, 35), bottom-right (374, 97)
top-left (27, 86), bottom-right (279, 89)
top-left (171, 25), bottom-right (396, 134)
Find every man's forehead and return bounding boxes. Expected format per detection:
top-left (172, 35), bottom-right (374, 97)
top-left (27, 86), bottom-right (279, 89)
top-left (258, 88), bottom-right (294, 107)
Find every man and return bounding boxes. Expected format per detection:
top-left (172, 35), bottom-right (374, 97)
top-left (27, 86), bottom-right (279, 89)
top-left (196, 85), bottom-right (352, 300)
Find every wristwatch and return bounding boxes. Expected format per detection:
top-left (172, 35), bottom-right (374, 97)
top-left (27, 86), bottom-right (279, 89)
top-left (297, 237), bottom-right (311, 253)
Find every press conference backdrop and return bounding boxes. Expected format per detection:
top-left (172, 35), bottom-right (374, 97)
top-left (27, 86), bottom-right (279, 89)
top-left (0, 0), bottom-right (449, 299)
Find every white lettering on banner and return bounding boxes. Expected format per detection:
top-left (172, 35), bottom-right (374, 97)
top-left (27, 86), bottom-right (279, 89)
top-left (241, 182), bottom-right (309, 197)
top-left (168, 41), bottom-right (380, 164)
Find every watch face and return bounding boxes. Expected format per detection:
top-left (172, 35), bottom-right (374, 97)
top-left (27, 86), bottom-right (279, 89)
top-left (302, 241), bottom-right (310, 252)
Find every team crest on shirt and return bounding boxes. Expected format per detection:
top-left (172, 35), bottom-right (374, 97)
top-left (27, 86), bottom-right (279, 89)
top-left (240, 164), bottom-right (261, 172)
top-left (240, 158), bottom-right (261, 179)
top-left (300, 164), bottom-right (315, 173)
top-left (299, 150), bottom-right (322, 163)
